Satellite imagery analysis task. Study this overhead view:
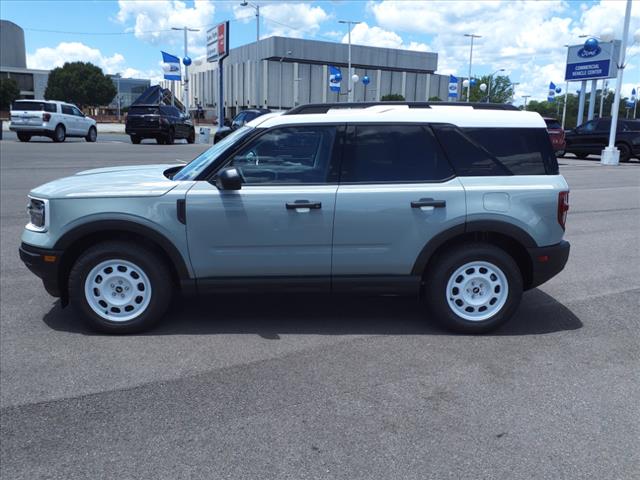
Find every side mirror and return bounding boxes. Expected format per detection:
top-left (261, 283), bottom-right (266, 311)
top-left (215, 167), bottom-right (242, 190)
top-left (224, 118), bottom-right (232, 127)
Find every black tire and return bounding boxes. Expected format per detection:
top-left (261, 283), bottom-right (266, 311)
top-left (165, 128), bottom-right (175, 145)
top-left (17, 133), bottom-right (31, 142)
top-left (85, 126), bottom-right (97, 142)
top-left (53, 124), bottom-right (66, 143)
top-left (130, 135), bottom-right (141, 144)
top-left (68, 241), bottom-right (173, 334)
top-left (555, 150), bottom-right (565, 158)
top-left (575, 152), bottom-right (589, 159)
top-left (187, 128), bottom-right (196, 144)
top-left (616, 142), bottom-right (631, 162)
top-left (424, 242), bottom-right (523, 334)
top-left (156, 136), bottom-right (165, 145)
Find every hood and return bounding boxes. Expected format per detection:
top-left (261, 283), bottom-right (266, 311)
top-left (30, 164), bottom-right (182, 199)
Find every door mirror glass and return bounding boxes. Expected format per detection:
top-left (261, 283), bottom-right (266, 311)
top-left (215, 167), bottom-right (243, 190)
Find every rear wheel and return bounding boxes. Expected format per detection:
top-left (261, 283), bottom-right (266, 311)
top-left (424, 243), bottom-right (523, 334)
top-left (616, 142), bottom-right (631, 162)
top-left (17, 133), bottom-right (31, 142)
top-left (53, 124), bottom-right (66, 143)
top-left (165, 128), bottom-right (175, 145)
top-left (85, 126), bottom-right (97, 142)
top-left (187, 128), bottom-right (196, 144)
top-left (575, 152), bottom-right (589, 159)
top-left (130, 135), bottom-right (141, 144)
top-left (68, 241), bottom-right (173, 333)
top-left (156, 136), bottom-right (165, 145)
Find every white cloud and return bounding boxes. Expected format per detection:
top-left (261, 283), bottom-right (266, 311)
top-left (342, 23), bottom-right (430, 52)
top-left (116, 0), bottom-right (215, 57)
top-left (27, 42), bottom-right (126, 73)
top-left (234, 2), bottom-right (329, 39)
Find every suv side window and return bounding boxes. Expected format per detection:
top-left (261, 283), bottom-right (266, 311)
top-left (71, 106), bottom-right (83, 117)
top-left (232, 112), bottom-right (246, 128)
top-left (340, 124), bottom-right (453, 183)
top-left (61, 105), bottom-right (74, 115)
top-left (228, 126), bottom-right (337, 184)
top-left (578, 120), bottom-right (597, 133)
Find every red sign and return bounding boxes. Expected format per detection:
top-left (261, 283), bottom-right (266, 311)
top-left (207, 21), bottom-right (229, 62)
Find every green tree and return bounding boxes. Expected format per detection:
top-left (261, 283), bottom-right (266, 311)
top-left (45, 62), bottom-right (116, 107)
top-left (467, 75), bottom-right (514, 103)
top-left (0, 77), bottom-right (20, 110)
top-left (381, 93), bottom-right (405, 101)
top-left (428, 95), bottom-right (443, 101)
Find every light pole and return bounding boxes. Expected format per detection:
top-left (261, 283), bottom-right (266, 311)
top-left (599, 79), bottom-right (608, 118)
top-left (602, 0), bottom-right (632, 165)
top-left (464, 33), bottom-right (481, 103)
top-left (279, 50), bottom-right (292, 111)
top-left (114, 73), bottom-right (121, 122)
top-left (339, 20), bottom-right (362, 102)
top-left (522, 95), bottom-right (531, 110)
top-left (487, 68), bottom-right (504, 102)
top-left (172, 26), bottom-right (200, 114)
top-left (240, 1), bottom-right (261, 107)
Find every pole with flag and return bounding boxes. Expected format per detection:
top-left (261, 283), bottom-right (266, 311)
top-left (448, 75), bottom-right (459, 101)
top-left (328, 66), bottom-right (342, 101)
top-left (162, 51), bottom-right (181, 106)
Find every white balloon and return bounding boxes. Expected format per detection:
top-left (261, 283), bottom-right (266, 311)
top-left (479, 83), bottom-right (487, 92)
top-left (351, 74), bottom-right (360, 83)
top-left (600, 27), bottom-right (615, 42)
top-left (462, 79), bottom-right (470, 87)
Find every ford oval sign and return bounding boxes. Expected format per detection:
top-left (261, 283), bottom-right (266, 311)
top-left (577, 46), bottom-right (601, 58)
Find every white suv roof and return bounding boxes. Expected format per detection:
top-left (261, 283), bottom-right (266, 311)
top-left (250, 103), bottom-right (545, 130)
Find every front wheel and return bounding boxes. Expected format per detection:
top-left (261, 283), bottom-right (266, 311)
top-left (130, 135), bottom-right (141, 144)
top-left (424, 243), bottom-right (523, 334)
top-left (616, 142), bottom-right (631, 162)
top-left (165, 128), bottom-right (175, 145)
top-left (187, 128), bottom-right (196, 144)
top-left (85, 126), bottom-right (97, 142)
top-left (68, 241), bottom-right (173, 333)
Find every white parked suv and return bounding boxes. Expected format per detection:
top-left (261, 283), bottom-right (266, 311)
top-left (10, 100), bottom-right (97, 143)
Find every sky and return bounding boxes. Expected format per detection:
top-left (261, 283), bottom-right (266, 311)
top-left (1, 0), bottom-right (639, 104)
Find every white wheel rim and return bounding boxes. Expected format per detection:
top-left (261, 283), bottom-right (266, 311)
top-left (84, 259), bottom-right (152, 322)
top-left (446, 261), bottom-right (508, 322)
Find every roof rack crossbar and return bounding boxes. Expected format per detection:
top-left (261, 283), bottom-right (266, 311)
top-left (284, 101), bottom-right (519, 115)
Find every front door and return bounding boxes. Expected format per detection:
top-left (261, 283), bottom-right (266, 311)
top-left (186, 125), bottom-right (340, 290)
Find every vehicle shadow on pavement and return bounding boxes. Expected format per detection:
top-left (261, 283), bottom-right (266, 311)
top-left (43, 288), bottom-right (582, 337)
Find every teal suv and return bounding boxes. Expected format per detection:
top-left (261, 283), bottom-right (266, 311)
top-left (20, 102), bottom-right (570, 334)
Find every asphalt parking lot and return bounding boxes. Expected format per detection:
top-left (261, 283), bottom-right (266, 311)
top-left (1, 134), bottom-right (638, 479)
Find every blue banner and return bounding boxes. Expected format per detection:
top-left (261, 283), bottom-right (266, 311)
top-left (328, 66), bottom-right (341, 92)
top-left (448, 75), bottom-right (458, 98)
top-left (162, 51), bottom-right (181, 81)
top-left (548, 81), bottom-right (556, 102)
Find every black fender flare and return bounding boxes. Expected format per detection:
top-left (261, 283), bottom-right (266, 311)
top-left (54, 219), bottom-right (191, 279)
top-left (411, 220), bottom-right (537, 275)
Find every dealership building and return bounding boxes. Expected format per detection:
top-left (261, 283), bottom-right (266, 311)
top-left (161, 36), bottom-right (452, 120)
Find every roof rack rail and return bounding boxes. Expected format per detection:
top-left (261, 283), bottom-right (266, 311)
top-left (284, 101), bottom-right (519, 115)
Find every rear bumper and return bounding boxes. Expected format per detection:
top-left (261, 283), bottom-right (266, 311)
top-left (526, 240), bottom-right (570, 289)
top-left (19, 243), bottom-right (63, 297)
top-left (9, 125), bottom-right (54, 135)
top-left (125, 125), bottom-right (169, 136)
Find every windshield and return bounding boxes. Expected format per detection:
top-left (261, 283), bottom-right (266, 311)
top-left (173, 126), bottom-right (254, 181)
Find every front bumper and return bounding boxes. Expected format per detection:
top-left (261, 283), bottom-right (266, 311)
top-left (19, 243), bottom-right (64, 298)
top-left (526, 240), bottom-right (570, 289)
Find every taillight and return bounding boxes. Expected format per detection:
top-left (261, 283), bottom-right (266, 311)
top-left (42, 113), bottom-right (51, 122)
top-left (558, 191), bottom-right (569, 230)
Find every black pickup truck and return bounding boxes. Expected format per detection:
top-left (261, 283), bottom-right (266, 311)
top-left (125, 86), bottom-right (195, 145)
top-left (564, 118), bottom-right (639, 162)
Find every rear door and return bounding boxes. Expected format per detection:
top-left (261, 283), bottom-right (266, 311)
top-left (331, 124), bottom-right (466, 286)
top-left (60, 104), bottom-right (79, 134)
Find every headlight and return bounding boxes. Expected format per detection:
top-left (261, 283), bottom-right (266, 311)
top-left (26, 197), bottom-right (48, 232)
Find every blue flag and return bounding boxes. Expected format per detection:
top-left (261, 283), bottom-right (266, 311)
top-left (448, 75), bottom-right (458, 98)
top-left (329, 65), bottom-right (341, 93)
top-left (162, 51), bottom-right (181, 81)
top-left (548, 81), bottom-right (556, 102)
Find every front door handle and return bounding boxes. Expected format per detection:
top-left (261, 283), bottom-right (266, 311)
top-left (286, 201), bottom-right (322, 210)
top-left (411, 198), bottom-right (446, 208)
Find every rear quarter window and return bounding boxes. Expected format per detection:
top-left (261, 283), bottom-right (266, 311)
top-left (433, 125), bottom-right (558, 176)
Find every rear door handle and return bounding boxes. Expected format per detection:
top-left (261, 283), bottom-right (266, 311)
top-left (286, 201), bottom-right (322, 210)
top-left (411, 198), bottom-right (446, 208)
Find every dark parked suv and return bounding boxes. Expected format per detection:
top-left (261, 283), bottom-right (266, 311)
top-left (126, 105), bottom-right (196, 145)
top-left (214, 109), bottom-right (271, 143)
top-left (565, 118), bottom-right (639, 162)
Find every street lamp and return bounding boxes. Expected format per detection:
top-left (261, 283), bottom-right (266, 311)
top-left (172, 26), bottom-right (200, 113)
top-left (602, 0), bottom-right (633, 165)
top-left (487, 68), bottom-right (505, 102)
top-left (339, 20), bottom-right (362, 102)
top-left (279, 50), bottom-right (292, 111)
top-left (240, 1), bottom-right (261, 107)
top-left (464, 33), bottom-right (481, 103)
top-left (522, 94), bottom-right (531, 110)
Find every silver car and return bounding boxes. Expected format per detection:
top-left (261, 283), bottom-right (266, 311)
top-left (19, 102), bottom-right (570, 334)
